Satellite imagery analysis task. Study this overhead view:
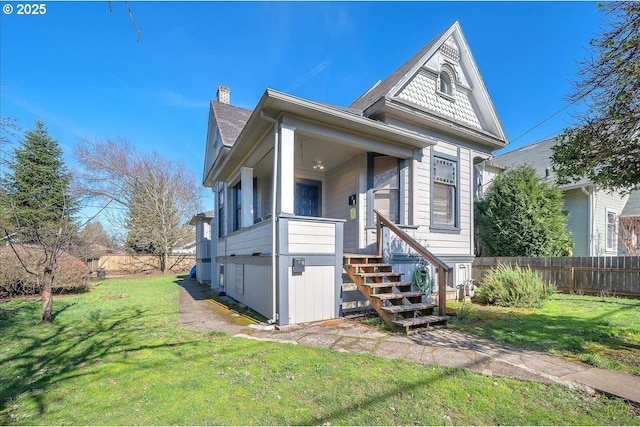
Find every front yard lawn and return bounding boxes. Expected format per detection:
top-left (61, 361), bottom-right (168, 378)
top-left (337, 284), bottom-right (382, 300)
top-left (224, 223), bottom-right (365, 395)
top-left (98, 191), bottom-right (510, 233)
top-left (448, 293), bottom-right (640, 375)
top-left (1, 276), bottom-right (638, 425)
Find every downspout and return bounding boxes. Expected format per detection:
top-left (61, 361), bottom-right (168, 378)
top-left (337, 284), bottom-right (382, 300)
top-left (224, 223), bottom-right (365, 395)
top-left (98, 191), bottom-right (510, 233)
top-left (581, 186), bottom-right (593, 256)
top-left (262, 111), bottom-right (279, 324)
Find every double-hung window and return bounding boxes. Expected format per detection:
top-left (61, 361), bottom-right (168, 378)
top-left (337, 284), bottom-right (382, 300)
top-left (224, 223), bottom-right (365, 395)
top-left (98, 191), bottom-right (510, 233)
top-left (233, 182), bottom-right (242, 232)
top-left (432, 155), bottom-right (458, 230)
top-left (217, 186), bottom-right (225, 238)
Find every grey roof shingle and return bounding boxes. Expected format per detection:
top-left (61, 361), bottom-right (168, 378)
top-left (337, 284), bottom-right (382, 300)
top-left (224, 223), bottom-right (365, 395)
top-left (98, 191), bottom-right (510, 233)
top-left (492, 137), bottom-right (591, 188)
top-left (349, 28), bottom-right (445, 113)
top-left (622, 191), bottom-right (640, 216)
top-left (211, 101), bottom-right (252, 147)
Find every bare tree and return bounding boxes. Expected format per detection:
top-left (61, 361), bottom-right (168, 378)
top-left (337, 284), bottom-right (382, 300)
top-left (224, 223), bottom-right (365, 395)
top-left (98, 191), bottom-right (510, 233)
top-left (108, 1), bottom-right (141, 42)
top-left (619, 216), bottom-right (640, 255)
top-left (74, 138), bottom-right (203, 273)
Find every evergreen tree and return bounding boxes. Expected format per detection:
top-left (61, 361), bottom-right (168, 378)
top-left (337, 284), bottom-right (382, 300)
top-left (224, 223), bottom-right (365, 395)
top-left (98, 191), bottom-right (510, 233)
top-left (0, 120), bottom-right (78, 322)
top-left (475, 166), bottom-right (573, 257)
top-left (2, 120), bottom-right (76, 238)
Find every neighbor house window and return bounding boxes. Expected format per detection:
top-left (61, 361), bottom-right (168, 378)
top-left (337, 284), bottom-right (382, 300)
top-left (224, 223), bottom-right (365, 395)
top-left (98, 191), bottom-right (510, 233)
top-left (373, 156), bottom-right (399, 223)
top-left (432, 155), bottom-right (458, 230)
top-left (233, 182), bottom-right (241, 232)
top-left (606, 209), bottom-right (617, 251)
top-left (217, 186), bottom-right (225, 238)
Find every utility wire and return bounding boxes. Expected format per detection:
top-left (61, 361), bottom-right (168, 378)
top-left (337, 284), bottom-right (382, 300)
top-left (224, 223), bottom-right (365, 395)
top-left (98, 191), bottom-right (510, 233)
top-left (509, 97), bottom-right (582, 145)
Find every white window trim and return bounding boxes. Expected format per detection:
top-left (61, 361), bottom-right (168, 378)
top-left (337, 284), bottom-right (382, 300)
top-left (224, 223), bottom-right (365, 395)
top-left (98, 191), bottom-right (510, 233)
top-left (430, 150), bottom-right (460, 233)
top-left (436, 65), bottom-right (456, 101)
top-left (605, 208), bottom-right (618, 252)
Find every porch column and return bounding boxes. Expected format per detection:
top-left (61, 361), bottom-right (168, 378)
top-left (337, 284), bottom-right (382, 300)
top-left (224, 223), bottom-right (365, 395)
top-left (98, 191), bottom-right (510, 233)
top-left (279, 122), bottom-right (295, 215)
top-left (240, 167), bottom-right (254, 228)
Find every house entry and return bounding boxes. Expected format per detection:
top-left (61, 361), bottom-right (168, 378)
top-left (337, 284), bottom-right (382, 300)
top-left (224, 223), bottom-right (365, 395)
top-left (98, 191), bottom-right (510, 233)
top-left (295, 180), bottom-right (321, 217)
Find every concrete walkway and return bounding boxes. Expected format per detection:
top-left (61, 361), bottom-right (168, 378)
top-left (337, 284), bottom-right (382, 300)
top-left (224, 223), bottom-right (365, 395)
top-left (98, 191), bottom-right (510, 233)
top-left (178, 278), bottom-right (640, 405)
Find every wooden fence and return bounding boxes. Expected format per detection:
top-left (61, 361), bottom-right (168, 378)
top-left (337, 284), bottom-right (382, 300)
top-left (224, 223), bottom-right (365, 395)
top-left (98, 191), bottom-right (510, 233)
top-left (89, 254), bottom-right (195, 275)
top-left (473, 256), bottom-right (640, 298)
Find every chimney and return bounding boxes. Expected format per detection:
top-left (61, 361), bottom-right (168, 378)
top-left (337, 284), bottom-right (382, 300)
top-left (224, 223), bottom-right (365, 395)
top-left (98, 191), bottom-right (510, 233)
top-left (217, 85), bottom-right (230, 104)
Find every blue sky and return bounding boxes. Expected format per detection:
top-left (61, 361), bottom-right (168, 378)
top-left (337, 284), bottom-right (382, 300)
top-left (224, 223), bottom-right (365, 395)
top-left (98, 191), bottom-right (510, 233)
top-left (1, 1), bottom-right (602, 219)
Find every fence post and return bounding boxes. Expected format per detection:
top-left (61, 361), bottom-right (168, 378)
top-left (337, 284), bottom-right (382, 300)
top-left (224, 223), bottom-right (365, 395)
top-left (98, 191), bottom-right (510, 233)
top-left (569, 267), bottom-right (574, 294)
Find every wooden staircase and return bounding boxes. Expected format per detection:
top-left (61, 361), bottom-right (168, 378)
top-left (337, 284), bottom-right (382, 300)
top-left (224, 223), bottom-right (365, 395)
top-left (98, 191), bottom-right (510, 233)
top-left (344, 254), bottom-right (449, 334)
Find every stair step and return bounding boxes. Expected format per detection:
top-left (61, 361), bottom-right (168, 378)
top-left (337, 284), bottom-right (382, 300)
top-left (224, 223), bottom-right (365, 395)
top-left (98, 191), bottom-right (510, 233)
top-left (356, 272), bottom-right (403, 278)
top-left (392, 315), bottom-right (449, 328)
top-left (344, 256), bottom-right (384, 264)
top-left (381, 302), bottom-right (436, 314)
top-left (345, 263), bottom-right (393, 269)
top-left (371, 291), bottom-right (424, 301)
top-left (361, 281), bottom-right (413, 289)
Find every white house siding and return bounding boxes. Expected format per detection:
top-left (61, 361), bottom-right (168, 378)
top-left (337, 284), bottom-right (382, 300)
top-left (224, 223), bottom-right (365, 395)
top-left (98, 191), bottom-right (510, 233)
top-left (224, 262), bottom-right (273, 319)
top-left (288, 265), bottom-right (335, 324)
top-left (223, 220), bottom-right (272, 255)
top-left (288, 221), bottom-right (336, 254)
top-left (325, 155), bottom-right (360, 253)
top-left (593, 190), bottom-right (629, 255)
top-left (563, 189), bottom-right (589, 256)
top-left (195, 220), bottom-right (212, 283)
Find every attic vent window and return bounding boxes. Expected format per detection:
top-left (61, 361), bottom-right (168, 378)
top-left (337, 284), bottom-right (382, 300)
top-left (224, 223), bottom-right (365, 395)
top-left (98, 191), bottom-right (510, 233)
top-left (437, 70), bottom-right (454, 100)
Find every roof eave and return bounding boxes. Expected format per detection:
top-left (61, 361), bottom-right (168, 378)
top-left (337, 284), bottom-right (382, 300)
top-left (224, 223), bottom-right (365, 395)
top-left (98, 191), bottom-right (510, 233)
top-left (213, 89), bottom-right (437, 182)
top-left (262, 89), bottom-right (435, 149)
top-left (366, 98), bottom-right (508, 150)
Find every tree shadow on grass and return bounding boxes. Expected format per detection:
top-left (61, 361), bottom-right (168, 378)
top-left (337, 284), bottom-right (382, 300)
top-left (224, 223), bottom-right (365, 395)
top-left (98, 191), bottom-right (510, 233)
top-left (460, 302), bottom-right (640, 373)
top-left (0, 302), bottom-right (197, 423)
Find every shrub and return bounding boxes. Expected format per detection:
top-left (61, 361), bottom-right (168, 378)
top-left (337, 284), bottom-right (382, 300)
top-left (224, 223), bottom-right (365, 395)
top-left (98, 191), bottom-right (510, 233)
top-left (475, 166), bottom-right (573, 256)
top-left (0, 245), bottom-right (89, 299)
top-left (474, 263), bottom-right (556, 308)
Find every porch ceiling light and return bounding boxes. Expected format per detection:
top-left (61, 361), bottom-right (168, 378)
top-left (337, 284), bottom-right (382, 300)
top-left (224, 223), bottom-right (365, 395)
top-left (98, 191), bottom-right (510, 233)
top-left (313, 159), bottom-right (325, 170)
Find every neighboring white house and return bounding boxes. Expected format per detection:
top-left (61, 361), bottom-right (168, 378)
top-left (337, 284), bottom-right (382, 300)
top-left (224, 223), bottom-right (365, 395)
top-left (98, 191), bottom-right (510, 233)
top-left (188, 211), bottom-right (215, 283)
top-left (200, 22), bottom-right (508, 327)
top-left (172, 241), bottom-right (197, 255)
top-left (486, 137), bottom-right (640, 256)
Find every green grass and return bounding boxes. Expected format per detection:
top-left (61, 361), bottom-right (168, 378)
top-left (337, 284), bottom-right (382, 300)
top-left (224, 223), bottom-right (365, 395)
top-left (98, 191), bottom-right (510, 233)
top-left (448, 294), bottom-right (640, 375)
top-left (1, 276), bottom-right (639, 425)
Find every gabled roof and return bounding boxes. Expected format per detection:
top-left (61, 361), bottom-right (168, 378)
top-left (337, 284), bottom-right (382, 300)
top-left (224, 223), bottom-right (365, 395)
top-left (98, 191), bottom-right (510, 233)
top-left (622, 191), bottom-right (640, 216)
top-left (350, 31), bottom-right (443, 112)
top-left (208, 89), bottom-right (437, 183)
top-left (350, 21), bottom-right (508, 149)
top-left (210, 101), bottom-right (252, 147)
top-left (492, 137), bottom-right (591, 189)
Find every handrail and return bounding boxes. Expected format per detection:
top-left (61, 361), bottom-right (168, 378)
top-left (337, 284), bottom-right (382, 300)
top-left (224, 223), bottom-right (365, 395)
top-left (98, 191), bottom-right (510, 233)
top-left (374, 209), bottom-right (451, 316)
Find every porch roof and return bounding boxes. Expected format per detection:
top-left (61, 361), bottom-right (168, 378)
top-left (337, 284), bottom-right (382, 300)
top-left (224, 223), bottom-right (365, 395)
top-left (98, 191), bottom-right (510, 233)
top-left (210, 89), bottom-right (436, 182)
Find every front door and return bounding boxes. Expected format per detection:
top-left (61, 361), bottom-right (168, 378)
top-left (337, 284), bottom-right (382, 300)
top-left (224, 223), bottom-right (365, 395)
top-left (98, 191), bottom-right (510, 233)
top-left (295, 181), bottom-right (320, 217)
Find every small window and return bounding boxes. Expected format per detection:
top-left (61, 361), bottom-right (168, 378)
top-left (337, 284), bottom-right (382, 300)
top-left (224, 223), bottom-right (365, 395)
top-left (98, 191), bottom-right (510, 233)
top-left (439, 71), bottom-right (452, 95)
top-left (606, 210), bottom-right (617, 251)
